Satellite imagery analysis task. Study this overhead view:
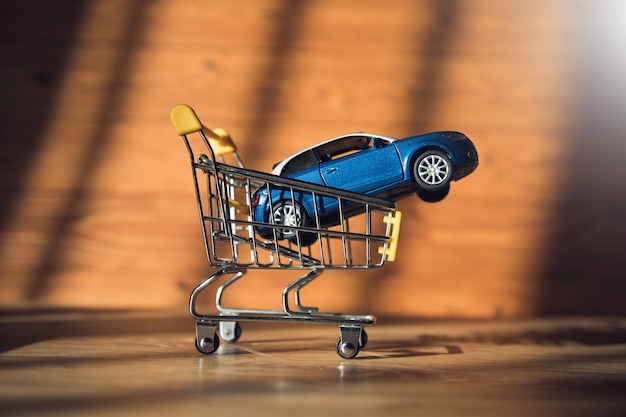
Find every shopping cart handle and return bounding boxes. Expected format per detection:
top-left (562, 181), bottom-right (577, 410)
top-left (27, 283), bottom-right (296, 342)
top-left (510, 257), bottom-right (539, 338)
top-left (170, 104), bottom-right (238, 156)
top-left (171, 104), bottom-right (204, 136)
top-left (379, 211), bottom-right (402, 262)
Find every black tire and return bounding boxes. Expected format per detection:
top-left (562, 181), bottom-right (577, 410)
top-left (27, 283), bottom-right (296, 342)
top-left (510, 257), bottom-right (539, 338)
top-left (360, 329), bottom-right (368, 349)
top-left (294, 230), bottom-right (319, 247)
top-left (416, 184), bottom-right (450, 203)
top-left (412, 149), bottom-right (453, 191)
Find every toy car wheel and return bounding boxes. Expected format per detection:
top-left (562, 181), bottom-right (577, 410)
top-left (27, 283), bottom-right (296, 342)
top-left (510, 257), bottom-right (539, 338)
top-left (413, 150), bottom-right (452, 191)
top-left (295, 231), bottom-right (319, 246)
top-left (416, 184), bottom-right (450, 203)
top-left (271, 200), bottom-right (317, 245)
top-left (272, 200), bottom-right (305, 239)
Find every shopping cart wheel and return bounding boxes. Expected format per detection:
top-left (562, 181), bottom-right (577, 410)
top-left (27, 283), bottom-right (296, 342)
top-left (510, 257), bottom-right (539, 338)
top-left (336, 326), bottom-right (363, 359)
top-left (196, 335), bottom-right (220, 355)
top-left (336, 337), bottom-right (360, 359)
top-left (219, 321), bottom-right (242, 343)
top-left (360, 329), bottom-right (368, 349)
top-left (195, 321), bottom-right (220, 354)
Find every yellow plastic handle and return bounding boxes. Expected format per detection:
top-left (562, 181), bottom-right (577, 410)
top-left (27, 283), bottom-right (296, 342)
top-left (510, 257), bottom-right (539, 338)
top-left (227, 198), bottom-right (250, 216)
top-left (170, 104), bottom-right (237, 157)
top-left (170, 104), bottom-right (203, 136)
top-left (379, 210), bottom-right (402, 262)
top-left (207, 127), bottom-right (238, 156)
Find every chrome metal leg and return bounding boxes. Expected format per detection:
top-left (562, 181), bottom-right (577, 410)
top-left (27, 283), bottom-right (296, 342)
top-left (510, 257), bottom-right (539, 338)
top-left (282, 269), bottom-right (323, 315)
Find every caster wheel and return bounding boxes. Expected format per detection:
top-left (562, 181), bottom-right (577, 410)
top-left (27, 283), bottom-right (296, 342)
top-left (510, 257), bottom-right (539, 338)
top-left (360, 329), bottom-right (368, 349)
top-left (195, 334), bottom-right (220, 355)
top-left (336, 337), bottom-right (360, 359)
top-left (220, 322), bottom-right (242, 343)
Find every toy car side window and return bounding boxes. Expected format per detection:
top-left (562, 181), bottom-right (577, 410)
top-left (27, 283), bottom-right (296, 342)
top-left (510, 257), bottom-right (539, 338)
top-left (317, 136), bottom-right (371, 161)
top-left (373, 137), bottom-right (390, 148)
top-left (281, 150), bottom-right (318, 175)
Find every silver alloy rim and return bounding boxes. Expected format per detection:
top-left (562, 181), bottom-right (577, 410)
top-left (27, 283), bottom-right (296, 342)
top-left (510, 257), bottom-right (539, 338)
top-left (418, 154), bottom-right (450, 185)
top-left (273, 202), bottom-right (301, 236)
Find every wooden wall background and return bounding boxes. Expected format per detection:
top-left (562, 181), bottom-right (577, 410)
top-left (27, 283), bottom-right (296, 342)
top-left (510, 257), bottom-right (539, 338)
top-left (1, 0), bottom-right (625, 318)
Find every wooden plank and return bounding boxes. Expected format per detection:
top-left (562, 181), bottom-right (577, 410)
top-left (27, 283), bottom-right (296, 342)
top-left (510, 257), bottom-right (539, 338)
top-left (1, 311), bottom-right (625, 417)
top-left (1, 0), bottom-right (623, 316)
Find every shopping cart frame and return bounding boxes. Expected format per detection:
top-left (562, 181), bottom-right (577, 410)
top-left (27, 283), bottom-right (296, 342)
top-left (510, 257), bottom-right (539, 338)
top-left (171, 104), bottom-right (402, 359)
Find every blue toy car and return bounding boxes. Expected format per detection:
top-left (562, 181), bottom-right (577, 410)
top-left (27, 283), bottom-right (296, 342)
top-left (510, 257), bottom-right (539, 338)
top-left (251, 131), bottom-right (478, 244)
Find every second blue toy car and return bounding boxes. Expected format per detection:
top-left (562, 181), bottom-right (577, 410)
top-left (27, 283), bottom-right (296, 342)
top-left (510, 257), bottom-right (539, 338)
top-left (251, 131), bottom-right (478, 244)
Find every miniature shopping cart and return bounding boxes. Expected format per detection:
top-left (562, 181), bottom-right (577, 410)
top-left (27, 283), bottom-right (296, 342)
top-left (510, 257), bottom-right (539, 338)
top-left (170, 104), bottom-right (402, 359)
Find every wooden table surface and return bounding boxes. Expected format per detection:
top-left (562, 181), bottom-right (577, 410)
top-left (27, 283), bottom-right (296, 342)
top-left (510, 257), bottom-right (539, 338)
top-left (1, 309), bottom-right (625, 417)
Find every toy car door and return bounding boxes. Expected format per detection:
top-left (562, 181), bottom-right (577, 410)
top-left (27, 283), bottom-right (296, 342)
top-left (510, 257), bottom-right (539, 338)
top-left (318, 136), bottom-right (403, 194)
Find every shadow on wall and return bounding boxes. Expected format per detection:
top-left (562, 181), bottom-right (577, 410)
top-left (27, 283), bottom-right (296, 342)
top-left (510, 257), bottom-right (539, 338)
top-left (0, 2), bottom-right (150, 300)
top-left (536, 0), bottom-right (626, 315)
top-left (404, 0), bottom-right (461, 133)
top-left (239, 0), bottom-right (310, 166)
top-left (3, 1), bottom-right (625, 316)
top-left (354, 0), bottom-right (462, 313)
top-left (0, 2), bottom-right (90, 234)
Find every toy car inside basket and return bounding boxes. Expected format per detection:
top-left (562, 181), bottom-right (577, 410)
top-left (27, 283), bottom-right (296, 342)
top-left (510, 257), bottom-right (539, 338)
top-left (170, 104), bottom-right (402, 359)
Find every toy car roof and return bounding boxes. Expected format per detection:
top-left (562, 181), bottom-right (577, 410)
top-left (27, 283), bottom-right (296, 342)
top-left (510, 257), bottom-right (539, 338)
top-left (271, 132), bottom-right (398, 175)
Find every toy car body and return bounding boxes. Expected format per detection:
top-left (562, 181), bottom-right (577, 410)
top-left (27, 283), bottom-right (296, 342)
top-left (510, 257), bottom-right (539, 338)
top-left (251, 131), bottom-right (478, 242)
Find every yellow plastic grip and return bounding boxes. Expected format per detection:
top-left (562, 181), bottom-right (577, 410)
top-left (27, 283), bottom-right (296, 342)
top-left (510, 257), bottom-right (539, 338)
top-left (207, 127), bottom-right (238, 157)
top-left (227, 198), bottom-right (250, 216)
top-left (170, 104), bottom-right (203, 136)
top-left (379, 210), bottom-right (402, 262)
top-left (170, 105), bottom-right (237, 157)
